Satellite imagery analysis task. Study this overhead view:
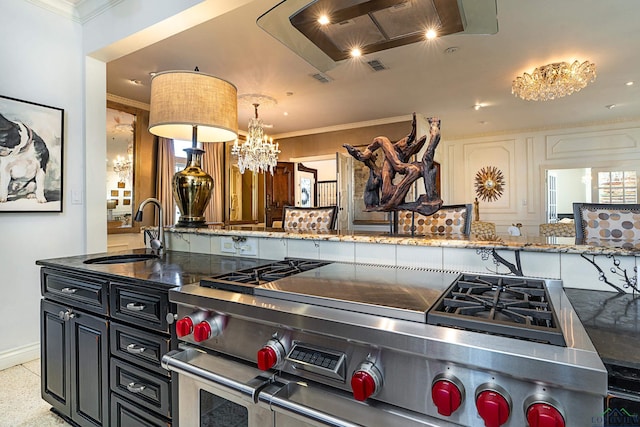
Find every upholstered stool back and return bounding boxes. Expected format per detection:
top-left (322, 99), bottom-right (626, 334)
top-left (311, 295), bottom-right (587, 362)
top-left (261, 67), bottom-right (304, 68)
top-left (573, 202), bottom-right (640, 240)
top-left (539, 222), bottom-right (576, 237)
top-left (283, 206), bottom-right (337, 232)
top-left (471, 221), bottom-right (497, 236)
top-left (397, 204), bottom-right (472, 236)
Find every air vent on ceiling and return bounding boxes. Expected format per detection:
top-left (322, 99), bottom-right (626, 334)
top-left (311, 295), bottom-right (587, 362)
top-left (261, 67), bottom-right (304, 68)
top-left (310, 72), bottom-right (333, 83)
top-left (366, 59), bottom-right (388, 72)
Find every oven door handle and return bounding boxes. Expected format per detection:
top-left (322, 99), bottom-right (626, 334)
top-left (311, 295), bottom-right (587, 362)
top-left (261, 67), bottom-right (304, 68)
top-left (265, 393), bottom-right (361, 427)
top-left (161, 348), bottom-right (268, 400)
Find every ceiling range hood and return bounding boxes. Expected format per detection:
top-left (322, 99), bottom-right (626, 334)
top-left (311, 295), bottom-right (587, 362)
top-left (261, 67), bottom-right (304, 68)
top-left (258, 0), bottom-right (498, 72)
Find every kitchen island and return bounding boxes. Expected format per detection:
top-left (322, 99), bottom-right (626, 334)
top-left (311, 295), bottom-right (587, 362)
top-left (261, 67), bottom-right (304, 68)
top-left (37, 243), bottom-right (638, 426)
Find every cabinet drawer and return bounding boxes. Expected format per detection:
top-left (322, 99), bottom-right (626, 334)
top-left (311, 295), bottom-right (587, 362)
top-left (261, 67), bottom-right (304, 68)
top-left (41, 268), bottom-right (108, 315)
top-left (110, 393), bottom-right (171, 427)
top-left (111, 284), bottom-right (169, 333)
top-left (110, 358), bottom-right (171, 419)
top-left (111, 322), bottom-right (170, 376)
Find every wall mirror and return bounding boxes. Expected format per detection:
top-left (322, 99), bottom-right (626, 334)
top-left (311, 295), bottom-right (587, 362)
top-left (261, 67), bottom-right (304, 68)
top-left (105, 99), bottom-right (158, 234)
top-left (106, 100), bottom-right (155, 234)
top-left (106, 105), bottom-right (135, 233)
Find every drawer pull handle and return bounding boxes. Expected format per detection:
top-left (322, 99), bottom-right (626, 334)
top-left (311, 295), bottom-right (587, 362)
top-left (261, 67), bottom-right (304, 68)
top-left (61, 287), bottom-right (77, 294)
top-left (58, 310), bottom-right (76, 321)
top-left (126, 343), bottom-right (146, 354)
top-left (125, 302), bottom-right (146, 311)
top-left (126, 382), bottom-right (146, 394)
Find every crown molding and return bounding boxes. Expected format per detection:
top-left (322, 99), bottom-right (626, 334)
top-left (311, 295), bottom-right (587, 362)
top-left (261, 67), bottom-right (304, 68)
top-left (107, 93), bottom-right (150, 111)
top-left (273, 115), bottom-right (412, 139)
top-left (24, 0), bottom-right (123, 24)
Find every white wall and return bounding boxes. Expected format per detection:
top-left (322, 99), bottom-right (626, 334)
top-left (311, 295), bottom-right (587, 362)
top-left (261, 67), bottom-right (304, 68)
top-left (553, 168), bottom-right (590, 215)
top-left (0, 0), bottom-right (85, 366)
top-left (0, 0), bottom-right (265, 368)
top-left (442, 122), bottom-right (640, 235)
top-left (302, 159), bottom-right (337, 181)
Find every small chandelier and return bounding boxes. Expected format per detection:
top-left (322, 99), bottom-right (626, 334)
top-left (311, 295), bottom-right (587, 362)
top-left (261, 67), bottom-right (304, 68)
top-left (512, 60), bottom-right (596, 101)
top-left (113, 155), bottom-right (133, 183)
top-left (231, 103), bottom-right (280, 174)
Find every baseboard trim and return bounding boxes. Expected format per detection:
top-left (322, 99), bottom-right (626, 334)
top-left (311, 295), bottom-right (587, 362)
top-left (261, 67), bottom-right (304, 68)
top-left (0, 343), bottom-right (40, 371)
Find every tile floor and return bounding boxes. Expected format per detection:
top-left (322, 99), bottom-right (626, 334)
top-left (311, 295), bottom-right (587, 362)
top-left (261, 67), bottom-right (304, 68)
top-left (0, 359), bottom-right (71, 427)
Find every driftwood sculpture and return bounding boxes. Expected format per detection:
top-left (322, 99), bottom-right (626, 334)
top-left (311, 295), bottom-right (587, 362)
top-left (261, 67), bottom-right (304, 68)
top-left (344, 114), bottom-right (442, 216)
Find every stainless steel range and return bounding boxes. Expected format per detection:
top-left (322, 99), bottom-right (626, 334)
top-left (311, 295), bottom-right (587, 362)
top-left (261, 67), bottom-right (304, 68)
top-left (162, 259), bottom-right (607, 427)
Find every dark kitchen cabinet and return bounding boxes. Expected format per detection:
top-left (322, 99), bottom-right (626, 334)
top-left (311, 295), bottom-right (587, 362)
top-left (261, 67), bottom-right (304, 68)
top-left (39, 267), bottom-right (176, 427)
top-left (41, 298), bottom-right (109, 427)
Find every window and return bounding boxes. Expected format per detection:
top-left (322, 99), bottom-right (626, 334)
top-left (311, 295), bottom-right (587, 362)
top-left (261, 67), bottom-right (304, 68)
top-left (597, 171), bottom-right (637, 204)
top-left (547, 173), bottom-right (557, 223)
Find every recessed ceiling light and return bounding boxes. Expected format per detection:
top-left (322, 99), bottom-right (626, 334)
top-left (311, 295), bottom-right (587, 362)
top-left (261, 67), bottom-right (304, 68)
top-left (129, 79), bottom-right (142, 85)
top-left (479, 121), bottom-right (488, 125)
top-left (425, 29), bottom-right (437, 40)
top-left (473, 103), bottom-right (485, 110)
top-left (443, 46), bottom-right (459, 54)
top-left (606, 104), bottom-right (616, 109)
top-left (626, 81), bottom-right (634, 86)
top-left (149, 72), bottom-right (157, 77)
top-left (318, 15), bottom-right (330, 25)
top-left (283, 112), bottom-right (289, 116)
top-left (350, 48), bottom-right (362, 57)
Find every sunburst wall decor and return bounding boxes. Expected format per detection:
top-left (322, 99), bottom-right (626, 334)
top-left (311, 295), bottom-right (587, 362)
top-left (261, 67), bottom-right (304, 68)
top-left (474, 166), bottom-right (505, 202)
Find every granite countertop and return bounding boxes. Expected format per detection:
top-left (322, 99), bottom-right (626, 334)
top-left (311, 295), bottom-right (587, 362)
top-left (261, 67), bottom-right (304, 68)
top-left (565, 288), bottom-right (640, 370)
top-left (36, 249), bottom-right (279, 289)
top-left (166, 225), bottom-right (640, 256)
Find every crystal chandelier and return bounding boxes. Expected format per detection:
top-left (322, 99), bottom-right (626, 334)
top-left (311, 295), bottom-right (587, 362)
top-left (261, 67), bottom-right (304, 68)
top-left (113, 155), bottom-right (133, 183)
top-left (511, 60), bottom-right (596, 101)
top-left (231, 103), bottom-right (280, 174)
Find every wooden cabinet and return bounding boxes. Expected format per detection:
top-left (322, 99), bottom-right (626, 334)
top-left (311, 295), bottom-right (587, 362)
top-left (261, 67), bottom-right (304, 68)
top-left (40, 267), bottom-right (175, 427)
top-left (265, 162), bottom-right (295, 227)
top-left (41, 298), bottom-right (109, 427)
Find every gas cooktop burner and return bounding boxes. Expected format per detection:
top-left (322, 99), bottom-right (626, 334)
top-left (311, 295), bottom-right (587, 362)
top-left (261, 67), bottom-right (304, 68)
top-left (427, 274), bottom-right (566, 346)
top-left (200, 258), bottom-right (331, 294)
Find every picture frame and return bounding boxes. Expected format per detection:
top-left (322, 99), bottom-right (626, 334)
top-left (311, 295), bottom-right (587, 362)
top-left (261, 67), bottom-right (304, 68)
top-left (110, 190), bottom-right (119, 197)
top-left (0, 95), bottom-right (64, 212)
top-left (123, 190), bottom-right (131, 197)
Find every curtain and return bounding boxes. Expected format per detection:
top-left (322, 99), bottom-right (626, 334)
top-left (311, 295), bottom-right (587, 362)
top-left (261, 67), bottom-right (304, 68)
top-left (156, 137), bottom-right (175, 226)
top-left (202, 142), bottom-right (225, 223)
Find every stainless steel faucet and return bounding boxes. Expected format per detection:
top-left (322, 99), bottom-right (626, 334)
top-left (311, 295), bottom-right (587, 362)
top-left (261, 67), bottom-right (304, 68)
top-left (134, 198), bottom-right (164, 254)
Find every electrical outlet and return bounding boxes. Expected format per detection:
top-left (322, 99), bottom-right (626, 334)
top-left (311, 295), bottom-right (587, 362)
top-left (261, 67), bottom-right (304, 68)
top-left (220, 237), bottom-right (236, 254)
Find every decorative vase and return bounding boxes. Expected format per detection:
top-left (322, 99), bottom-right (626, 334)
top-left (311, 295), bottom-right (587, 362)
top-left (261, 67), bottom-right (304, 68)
top-left (172, 147), bottom-right (213, 227)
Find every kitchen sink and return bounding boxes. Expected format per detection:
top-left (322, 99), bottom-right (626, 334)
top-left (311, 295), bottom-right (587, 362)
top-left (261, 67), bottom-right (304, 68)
top-left (83, 253), bottom-right (159, 264)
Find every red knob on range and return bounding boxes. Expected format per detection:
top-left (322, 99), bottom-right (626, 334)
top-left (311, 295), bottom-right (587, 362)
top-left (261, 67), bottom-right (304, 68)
top-left (175, 311), bottom-right (208, 338)
top-left (432, 379), bottom-right (463, 416)
top-left (175, 318), bottom-right (194, 337)
top-left (350, 361), bottom-right (383, 402)
top-left (257, 346), bottom-right (279, 370)
top-left (526, 403), bottom-right (565, 427)
top-left (476, 390), bottom-right (511, 427)
top-left (256, 338), bottom-right (286, 371)
top-left (192, 316), bottom-right (225, 342)
top-left (351, 371), bottom-right (377, 401)
top-left (193, 321), bottom-right (212, 342)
